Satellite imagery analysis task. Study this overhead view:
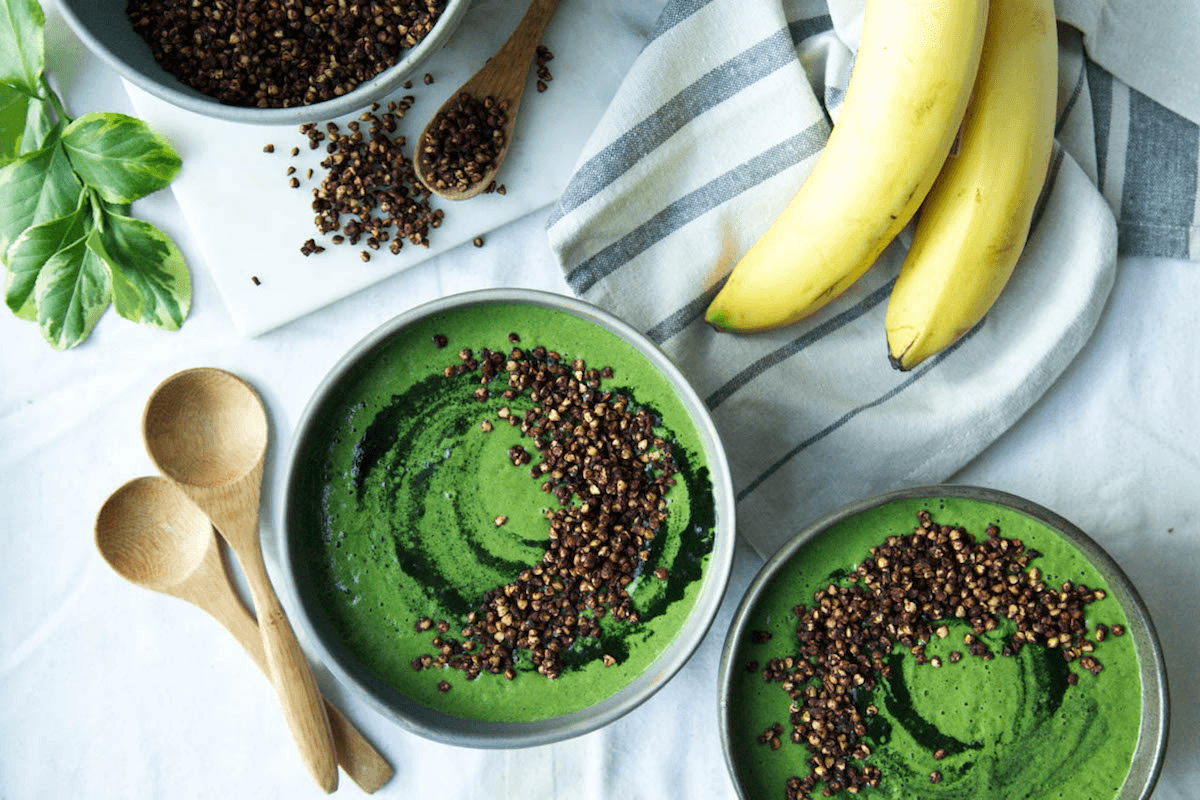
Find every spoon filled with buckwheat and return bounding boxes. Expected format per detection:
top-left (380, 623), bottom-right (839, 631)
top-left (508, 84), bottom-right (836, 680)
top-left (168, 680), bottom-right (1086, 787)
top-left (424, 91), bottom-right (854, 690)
top-left (414, 0), bottom-right (561, 200)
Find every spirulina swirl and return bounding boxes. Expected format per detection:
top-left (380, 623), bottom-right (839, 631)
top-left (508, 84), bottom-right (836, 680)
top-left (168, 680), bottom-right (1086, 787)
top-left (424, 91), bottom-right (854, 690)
top-left (725, 497), bottom-right (1142, 800)
top-left (294, 303), bottom-right (716, 721)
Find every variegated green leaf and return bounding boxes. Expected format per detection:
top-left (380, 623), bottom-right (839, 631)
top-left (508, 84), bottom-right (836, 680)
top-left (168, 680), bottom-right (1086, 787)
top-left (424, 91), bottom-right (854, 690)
top-left (0, 0), bottom-right (45, 93)
top-left (62, 112), bottom-right (180, 203)
top-left (4, 199), bottom-right (88, 319)
top-left (0, 82), bottom-right (29, 164)
top-left (1, 5), bottom-right (192, 347)
top-left (20, 90), bottom-right (52, 150)
top-left (0, 131), bottom-right (82, 258)
top-left (90, 211), bottom-right (190, 330)
top-left (33, 232), bottom-right (112, 350)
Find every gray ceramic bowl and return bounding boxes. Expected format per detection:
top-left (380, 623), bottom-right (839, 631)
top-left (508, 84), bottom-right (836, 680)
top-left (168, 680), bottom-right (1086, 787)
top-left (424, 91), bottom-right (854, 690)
top-left (719, 486), bottom-right (1168, 800)
top-left (58, 0), bottom-right (471, 125)
top-left (278, 288), bottom-right (736, 747)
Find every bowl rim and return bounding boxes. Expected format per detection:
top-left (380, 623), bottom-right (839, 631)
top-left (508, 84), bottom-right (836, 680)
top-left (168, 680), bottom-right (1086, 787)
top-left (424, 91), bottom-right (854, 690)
top-left (56, 0), bottom-right (473, 126)
top-left (277, 287), bottom-right (737, 748)
top-left (716, 484), bottom-right (1169, 800)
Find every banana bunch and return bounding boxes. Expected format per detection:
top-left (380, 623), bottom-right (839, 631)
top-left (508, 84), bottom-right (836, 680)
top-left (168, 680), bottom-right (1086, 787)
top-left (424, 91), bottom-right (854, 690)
top-left (705, 0), bottom-right (1058, 371)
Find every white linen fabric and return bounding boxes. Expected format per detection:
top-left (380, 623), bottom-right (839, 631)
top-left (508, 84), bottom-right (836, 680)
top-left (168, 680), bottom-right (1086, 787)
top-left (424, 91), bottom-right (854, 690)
top-left (546, 0), bottom-right (1200, 557)
top-left (3, 3), bottom-right (1199, 799)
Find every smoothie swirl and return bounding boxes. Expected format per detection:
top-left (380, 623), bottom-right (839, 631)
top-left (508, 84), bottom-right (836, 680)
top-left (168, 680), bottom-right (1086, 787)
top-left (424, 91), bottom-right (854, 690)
top-left (293, 302), bottom-right (717, 720)
top-left (727, 498), bottom-right (1142, 800)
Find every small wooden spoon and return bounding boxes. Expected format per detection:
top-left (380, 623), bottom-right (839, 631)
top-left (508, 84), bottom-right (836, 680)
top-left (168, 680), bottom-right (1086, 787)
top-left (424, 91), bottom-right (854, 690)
top-left (414, 0), bottom-right (562, 200)
top-left (95, 476), bottom-right (394, 793)
top-left (141, 367), bottom-right (338, 793)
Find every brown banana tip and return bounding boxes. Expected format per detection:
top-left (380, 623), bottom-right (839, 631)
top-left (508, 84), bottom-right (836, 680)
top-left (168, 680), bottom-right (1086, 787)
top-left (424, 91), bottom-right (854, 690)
top-left (888, 350), bottom-right (911, 372)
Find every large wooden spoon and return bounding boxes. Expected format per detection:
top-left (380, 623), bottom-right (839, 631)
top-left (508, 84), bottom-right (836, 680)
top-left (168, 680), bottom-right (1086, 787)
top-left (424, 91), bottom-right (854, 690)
top-left (414, 0), bottom-right (562, 200)
top-left (141, 367), bottom-right (338, 793)
top-left (95, 476), bottom-right (394, 793)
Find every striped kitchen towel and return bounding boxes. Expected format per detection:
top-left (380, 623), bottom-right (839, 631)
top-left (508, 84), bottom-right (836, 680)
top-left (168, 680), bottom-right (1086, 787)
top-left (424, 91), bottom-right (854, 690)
top-left (546, 0), bottom-right (1200, 558)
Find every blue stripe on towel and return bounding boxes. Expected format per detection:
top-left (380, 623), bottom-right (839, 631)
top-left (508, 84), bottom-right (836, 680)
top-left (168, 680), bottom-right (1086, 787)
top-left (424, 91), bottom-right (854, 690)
top-left (788, 14), bottom-right (832, 44)
top-left (1056, 56), bottom-right (1087, 137)
top-left (565, 120), bottom-right (829, 294)
top-left (1086, 56), bottom-right (1113, 195)
top-left (735, 324), bottom-right (981, 503)
top-left (647, 0), bottom-right (717, 44)
top-left (1118, 89), bottom-right (1199, 257)
top-left (706, 280), bottom-right (894, 410)
top-left (550, 28), bottom-right (801, 226)
top-left (646, 286), bottom-right (722, 345)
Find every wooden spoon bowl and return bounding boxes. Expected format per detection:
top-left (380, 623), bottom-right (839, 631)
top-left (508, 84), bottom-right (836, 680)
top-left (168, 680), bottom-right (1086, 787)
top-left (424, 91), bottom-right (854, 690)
top-left (95, 475), bottom-right (212, 592)
top-left (142, 367), bottom-right (268, 488)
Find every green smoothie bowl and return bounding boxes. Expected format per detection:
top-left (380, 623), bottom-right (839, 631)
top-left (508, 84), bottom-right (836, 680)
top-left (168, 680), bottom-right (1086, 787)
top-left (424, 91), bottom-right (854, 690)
top-left (719, 486), bottom-right (1168, 800)
top-left (279, 289), bottom-right (735, 747)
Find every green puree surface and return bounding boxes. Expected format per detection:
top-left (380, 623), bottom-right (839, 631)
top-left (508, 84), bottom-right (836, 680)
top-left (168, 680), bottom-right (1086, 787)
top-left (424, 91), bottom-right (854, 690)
top-left (727, 496), bottom-right (1143, 800)
top-left (290, 301), bottom-right (715, 722)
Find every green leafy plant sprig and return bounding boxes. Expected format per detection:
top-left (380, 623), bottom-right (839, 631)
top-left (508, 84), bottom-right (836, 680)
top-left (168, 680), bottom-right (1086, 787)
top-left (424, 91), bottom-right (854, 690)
top-left (1, 0), bottom-right (190, 349)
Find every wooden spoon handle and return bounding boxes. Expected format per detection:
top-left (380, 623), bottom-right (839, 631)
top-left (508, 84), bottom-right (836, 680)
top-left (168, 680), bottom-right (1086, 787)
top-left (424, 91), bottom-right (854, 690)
top-left (242, 549), bottom-right (340, 793)
top-left (184, 470), bottom-right (340, 793)
top-left (200, 556), bottom-right (394, 793)
top-left (470, 0), bottom-right (562, 100)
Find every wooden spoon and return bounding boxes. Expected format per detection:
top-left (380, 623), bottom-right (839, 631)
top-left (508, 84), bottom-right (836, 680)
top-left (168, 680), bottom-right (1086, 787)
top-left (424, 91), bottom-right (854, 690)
top-left (141, 367), bottom-right (338, 793)
top-left (414, 0), bottom-right (562, 200)
top-left (95, 476), bottom-right (394, 793)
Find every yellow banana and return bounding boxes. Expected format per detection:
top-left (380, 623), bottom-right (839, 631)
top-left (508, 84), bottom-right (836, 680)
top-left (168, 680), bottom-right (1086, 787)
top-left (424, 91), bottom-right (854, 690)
top-left (886, 0), bottom-right (1058, 370)
top-left (705, 0), bottom-right (988, 333)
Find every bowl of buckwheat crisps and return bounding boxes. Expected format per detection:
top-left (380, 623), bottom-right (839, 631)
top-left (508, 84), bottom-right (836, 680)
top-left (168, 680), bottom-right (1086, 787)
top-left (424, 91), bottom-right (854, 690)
top-left (719, 485), bottom-right (1168, 800)
top-left (58, 0), bottom-right (471, 124)
top-left (278, 289), bottom-right (736, 746)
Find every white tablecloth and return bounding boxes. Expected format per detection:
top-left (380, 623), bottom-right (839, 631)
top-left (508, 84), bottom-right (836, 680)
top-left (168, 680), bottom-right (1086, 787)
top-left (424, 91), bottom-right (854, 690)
top-left (2, 3), bottom-right (1196, 799)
